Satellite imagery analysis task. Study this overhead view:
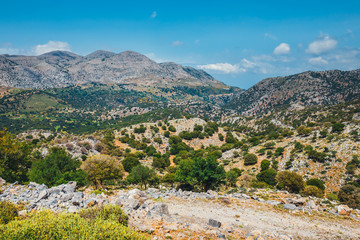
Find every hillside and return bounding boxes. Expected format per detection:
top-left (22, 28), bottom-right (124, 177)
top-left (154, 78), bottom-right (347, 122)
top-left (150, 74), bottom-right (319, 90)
top-left (0, 50), bottom-right (226, 89)
top-left (226, 69), bottom-right (360, 116)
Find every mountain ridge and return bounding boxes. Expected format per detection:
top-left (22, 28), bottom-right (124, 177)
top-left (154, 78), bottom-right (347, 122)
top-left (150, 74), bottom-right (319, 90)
top-left (0, 50), bottom-right (226, 89)
top-left (226, 68), bottom-right (360, 116)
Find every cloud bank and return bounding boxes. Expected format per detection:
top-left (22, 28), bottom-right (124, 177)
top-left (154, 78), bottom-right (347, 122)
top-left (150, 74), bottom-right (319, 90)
top-left (197, 63), bottom-right (244, 73)
top-left (306, 36), bottom-right (337, 54)
top-left (33, 41), bottom-right (72, 55)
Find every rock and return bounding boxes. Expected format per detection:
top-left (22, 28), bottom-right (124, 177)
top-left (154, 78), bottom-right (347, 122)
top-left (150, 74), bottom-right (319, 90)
top-left (71, 192), bottom-right (84, 205)
top-left (0, 177), bottom-right (6, 185)
top-left (63, 181), bottom-right (77, 193)
top-left (337, 205), bottom-right (352, 216)
top-left (148, 203), bottom-right (170, 217)
top-left (208, 219), bottom-right (221, 228)
top-left (60, 193), bottom-right (74, 202)
top-left (306, 200), bottom-right (317, 209)
top-left (283, 204), bottom-right (297, 210)
top-left (265, 200), bottom-right (282, 206)
top-left (68, 206), bottom-right (78, 213)
top-left (36, 190), bottom-right (48, 202)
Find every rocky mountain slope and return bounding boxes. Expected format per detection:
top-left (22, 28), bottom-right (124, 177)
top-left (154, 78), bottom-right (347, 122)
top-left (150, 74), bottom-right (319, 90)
top-left (226, 69), bottom-right (360, 116)
top-left (0, 50), bottom-right (226, 89)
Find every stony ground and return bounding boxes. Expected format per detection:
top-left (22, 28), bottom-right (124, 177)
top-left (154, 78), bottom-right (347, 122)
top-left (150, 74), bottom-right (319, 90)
top-left (1, 181), bottom-right (360, 240)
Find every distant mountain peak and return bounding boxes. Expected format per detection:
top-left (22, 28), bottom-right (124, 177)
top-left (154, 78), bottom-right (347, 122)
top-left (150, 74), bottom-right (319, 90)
top-left (226, 69), bottom-right (360, 116)
top-left (0, 50), bottom-right (226, 89)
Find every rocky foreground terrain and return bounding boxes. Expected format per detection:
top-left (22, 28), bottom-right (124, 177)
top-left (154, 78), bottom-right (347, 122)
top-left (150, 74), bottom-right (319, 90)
top-left (1, 179), bottom-right (359, 240)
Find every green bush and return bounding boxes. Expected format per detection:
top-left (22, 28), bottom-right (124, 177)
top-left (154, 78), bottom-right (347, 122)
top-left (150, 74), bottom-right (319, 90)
top-left (306, 178), bottom-right (325, 191)
top-left (260, 160), bottom-right (270, 171)
top-left (0, 210), bottom-right (147, 240)
top-left (244, 153), bottom-right (258, 166)
top-left (327, 193), bottom-right (338, 201)
top-left (302, 185), bottom-right (324, 198)
top-left (79, 205), bottom-right (128, 226)
top-left (0, 201), bottom-right (18, 224)
top-left (275, 171), bottom-right (305, 193)
top-left (122, 156), bottom-right (140, 173)
top-left (256, 168), bottom-right (277, 186)
top-left (168, 126), bottom-right (176, 132)
top-left (338, 184), bottom-right (360, 209)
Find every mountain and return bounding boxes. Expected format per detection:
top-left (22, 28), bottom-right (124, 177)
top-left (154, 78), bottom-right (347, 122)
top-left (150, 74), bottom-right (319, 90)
top-left (226, 69), bottom-right (360, 116)
top-left (0, 50), bottom-right (226, 89)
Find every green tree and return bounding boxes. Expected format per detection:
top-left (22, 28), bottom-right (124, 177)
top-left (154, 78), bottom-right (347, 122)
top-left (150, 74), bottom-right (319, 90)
top-left (175, 157), bottom-right (225, 191)
top-left (275, 171), bottom-right (305, 193)
top-left (302, 185), bottom-right (324, 198)
top-left (244, 153), bottom-right (258, 166)
top-left (30, 147), bottom-right (87, 187)
top-left (296, 126), bottom-right (312, 136)
top-left (127, 165), bottom-right (158, 189)
top-left (0, 130), bottom-right (32, 183)
top-left (81, 154), bottom-right (123, 188)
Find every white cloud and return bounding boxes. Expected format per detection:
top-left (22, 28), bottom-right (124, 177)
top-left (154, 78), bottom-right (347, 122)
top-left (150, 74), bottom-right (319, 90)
top-left (171, 41), bottom-right (184, 47)
top-left (306, 36), bottom-right (337, 55)
top-left (151, 11), bottom-right (157, 18)
top-left (273, 43), bottom-right (290, 55)
top-left (197, 63), bottom-right (245, 74)
top-left (33, 41), bottom-right (71, 55)
top-left (308, 56), bottom-right (328, 65)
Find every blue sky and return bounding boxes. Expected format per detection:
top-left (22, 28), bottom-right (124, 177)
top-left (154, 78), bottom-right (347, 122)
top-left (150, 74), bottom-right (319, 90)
top-left (1, 0), bottom-right (360, 88)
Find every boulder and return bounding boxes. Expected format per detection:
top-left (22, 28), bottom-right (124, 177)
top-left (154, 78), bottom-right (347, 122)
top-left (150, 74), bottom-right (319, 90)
top-left (283, 204), bottom-right (297, 210)
top-left (36, 190), bottom-right (48, 202)
top-left (208, 219), bottom-right (222, 228)
top-left (63, 182), bottom-right (77, 193)
top-left (337, 205), bottom-right (351, 216)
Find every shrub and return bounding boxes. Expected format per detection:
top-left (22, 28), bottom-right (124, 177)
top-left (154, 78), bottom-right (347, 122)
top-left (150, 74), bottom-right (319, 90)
top-left (332, 122), bottom-right (345, 133)
top-left (81, 154), bottom-right (124, 188)
top-left (302, 185), bottom-right (324, 198)
top-left (0, 201), bottom-right (18, 224)
top-left (306, 178), bottom-right (325, 191)
top-left (338, 184), bottom-right (360, 209)
top-left (226, 168), bottom-right (242, 187)
top-left (122, 156), bottom-right (140, 173)
top-left (275, 171), bottom-right (305, 193)
top-left (327, 193), bottom-right (338, 201)
top-left (168, 126), bottom-right (176, 132)
top-left (260, 160), bottom-right (270, 171)
top-left (244, 154), bottom-right (258, 166)
top-left (79, 204), bottom-right (128, 226)
top-left (296, 126), bottom-right (312, 136)
top-left (256, 168), bottom-right (277, 186)
top-left (218, 133), bottom-right (224, 141)
top-left (0, 210), bottom-right (146, 239)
